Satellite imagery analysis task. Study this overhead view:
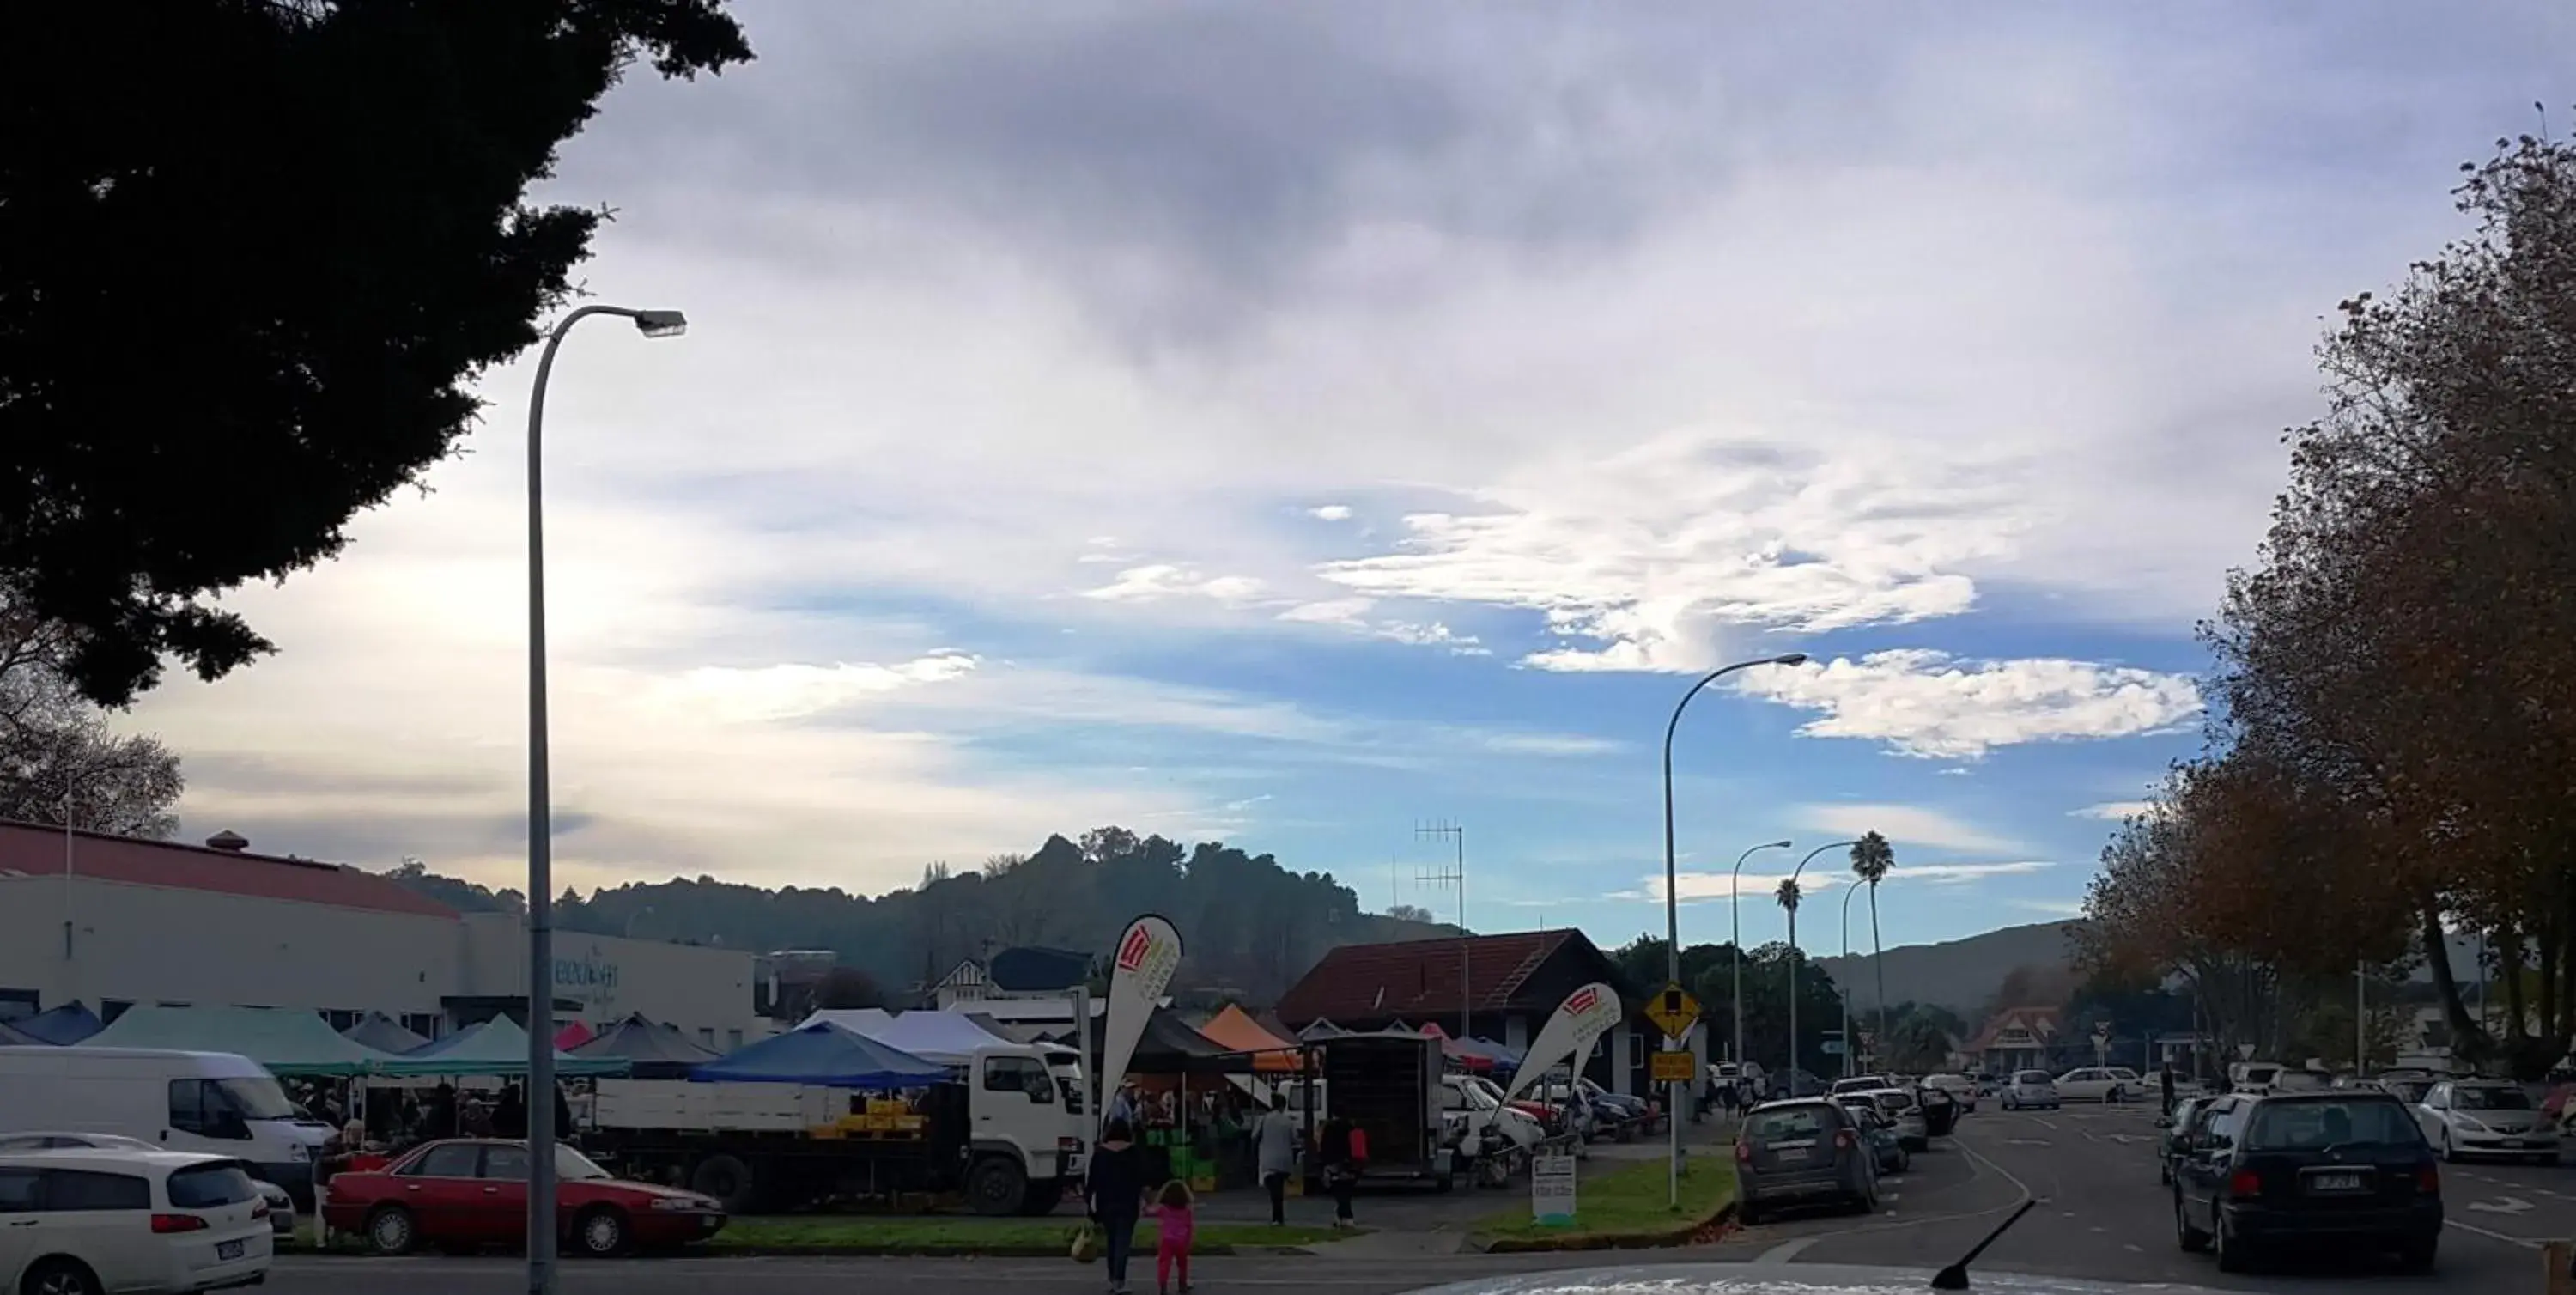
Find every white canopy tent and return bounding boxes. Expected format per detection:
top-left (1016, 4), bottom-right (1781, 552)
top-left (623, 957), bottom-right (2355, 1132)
top-left (797, 1008), bottom-right (1021, 1067)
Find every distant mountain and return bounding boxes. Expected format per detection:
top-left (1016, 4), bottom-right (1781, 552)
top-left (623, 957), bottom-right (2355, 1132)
top-left (1814, 921), bottom-right (2082, 1018)
top-left (382, 825), bottom-right (1450, 1006)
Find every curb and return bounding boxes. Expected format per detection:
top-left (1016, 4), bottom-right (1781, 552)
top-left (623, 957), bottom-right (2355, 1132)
top-left (1472, 1198), bottom-right (1737, 1254)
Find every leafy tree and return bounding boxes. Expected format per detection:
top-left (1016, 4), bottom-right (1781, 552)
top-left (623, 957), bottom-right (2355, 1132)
top-left (0, 597), bottom-right (182, 836)
top-left (1386, 904), bottom-right (1439, 925)
top-left (1692, 943), bottom-right (1845, 1077)
top-left (2, 0), bottom-right (753, 704)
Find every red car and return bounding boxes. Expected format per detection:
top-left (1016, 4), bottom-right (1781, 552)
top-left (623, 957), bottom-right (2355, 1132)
top-left (321, 1140), bottom-right (726, 1256)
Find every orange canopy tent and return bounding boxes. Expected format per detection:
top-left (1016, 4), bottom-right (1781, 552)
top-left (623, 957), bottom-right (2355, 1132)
top-left (1200, 1004), bottom-right (1303, 1073)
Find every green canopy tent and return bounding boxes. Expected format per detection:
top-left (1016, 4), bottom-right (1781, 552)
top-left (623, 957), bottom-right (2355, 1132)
top-left (82, 1005), bottom-right (403, 1076)
top-left (383, 1017), bottom-right (629, 1078)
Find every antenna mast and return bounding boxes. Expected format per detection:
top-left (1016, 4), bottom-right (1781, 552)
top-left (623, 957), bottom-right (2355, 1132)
top-left (1416, 821), bottom-right (1467, 1039)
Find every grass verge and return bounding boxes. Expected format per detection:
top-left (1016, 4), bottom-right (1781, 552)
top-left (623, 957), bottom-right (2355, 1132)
top-left (1473, 1155), bottom-right (1736, 1252)
top-left (295, 1214), bottom-right (1352, 1258)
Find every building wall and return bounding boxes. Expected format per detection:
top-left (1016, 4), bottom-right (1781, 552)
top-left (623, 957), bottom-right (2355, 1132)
top-left (456, 915), bottom-right (762, 1048)
top-left (0, 876), bottom-right (459, 1024)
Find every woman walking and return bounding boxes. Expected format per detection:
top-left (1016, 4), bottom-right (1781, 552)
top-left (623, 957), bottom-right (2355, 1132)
top-left (1087, 1120), bottom-right (1148, 1295)
top-left (1250, 1094), bottom-right (1297, 1225)
top-left (1317, 1112), bottom-right (1364, 1229)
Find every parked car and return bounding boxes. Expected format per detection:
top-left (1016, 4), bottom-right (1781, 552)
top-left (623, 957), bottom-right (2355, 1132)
top-left (0, 1132), bottom-right (295, 1239)
top-left (2155, 1097), bottom-right (2206, 1185)
top-left (2171, 1091), bottom-right (2439, 1274)
top-left (320, 1138), bottom-right (726, 1256)
top-left (2001, 1069), bottom-right (2062, 1110)
top-left (1912, 1081), bottom-right (1959, 1137)
top-left (1843, 1103), bottom-right (1910, 1174)
top-left (1922, 1073), bottom-right (1979, 1113)
top-left (1829, 1075), bottom-right (1896, 1098)
top-left (1733, 1099), bottom-right (1878, 1224)
top-left (1857, 1088), bottom-right (1930, 1151)
top-left (2056, 1067), bottom-right (2142, 1103)
top-left (2415, 1080), bottom-right (2559, 1164)
top-left (0, 1146), bottom-right (274, 1294)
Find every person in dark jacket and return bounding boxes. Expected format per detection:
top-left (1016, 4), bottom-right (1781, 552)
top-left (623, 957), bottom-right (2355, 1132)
top-left (1317, 1114), bottom-right (1360, 1228)
top-left (492, 1082), bottom-right (527, 1140)
top-left (1086, 1119), bottom-right (1148, 1294)
top-left (554, 1083), bottom-right (575, 1142)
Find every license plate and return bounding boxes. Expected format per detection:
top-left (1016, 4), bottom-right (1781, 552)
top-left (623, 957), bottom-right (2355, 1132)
top-left (2504, 1139), bottom-right (2524, 1147)
top-left (216, 1240), bottom-right (245, 1262)
top-left (1775, 1148), bottom-right (1809, 1163)
top-left (2310, 1171), bottom-right (2363, 1191)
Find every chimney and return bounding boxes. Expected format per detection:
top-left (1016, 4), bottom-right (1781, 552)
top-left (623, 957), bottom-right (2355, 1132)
top-left (204, 830), bottom-right (249, 853)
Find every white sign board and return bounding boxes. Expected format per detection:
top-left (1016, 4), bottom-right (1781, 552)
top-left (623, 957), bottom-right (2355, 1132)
top-left (1531, 1153), bottom-right (1577, 1225)
top-left (1099, 915), bottom-right (1183, 1137)
top-left (1501, 982), bottom-right (1623, 1107)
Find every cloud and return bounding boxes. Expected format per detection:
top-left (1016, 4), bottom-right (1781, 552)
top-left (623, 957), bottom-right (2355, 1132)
top-left (667, 653), bottom-right (978, 722)
top-left (2009, 898), bottom-right (2088, 917)
top-left (1740, 651), bottom-right (2202, 759)
top-left (1470, 732), bottom-right (1624, 757)
top-left (1645, 859), bottom-right (2057, 902)
top-left (1795, 804), bottom-right (2019, 854)
top-left (1082, 564), bottom-right (1270, 605)
top-left (1309, 504), bottom-right (1354, 521)
top-left (2070, 800), bottom-right (2157, 822)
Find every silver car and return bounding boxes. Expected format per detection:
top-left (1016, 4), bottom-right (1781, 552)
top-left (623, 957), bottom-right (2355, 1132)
top-left (2417, 1079), bottom-right (2558, 1163)
top-left (2001, 1068), bottom-right (2061, 1110)
top-left (1732, 1099), bottom-right (1878, 1224)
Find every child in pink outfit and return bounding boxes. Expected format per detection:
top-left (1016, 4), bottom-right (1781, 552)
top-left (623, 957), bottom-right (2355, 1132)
top-left (1151, 1179), bottom-right (1195, 1294)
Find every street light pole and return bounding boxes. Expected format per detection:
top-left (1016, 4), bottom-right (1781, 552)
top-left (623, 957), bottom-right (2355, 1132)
top-left (1661, 653), bottom-right (1807, 1209)
top-left (1783, 841), bottom-right (1856, 1094)
top-left (525, 304), bottom-right (686, 1295)
top-left (1730, 842), bottom-right (1791, 1077)
top-left (1840, 881), bottom-right (1862, 1079)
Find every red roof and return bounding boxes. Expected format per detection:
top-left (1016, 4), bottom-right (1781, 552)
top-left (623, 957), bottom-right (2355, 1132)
top-left (0, 820), bottom-right (458, 920)
top-left (1965, 1006), bottom-right (2063, 1055)
top-left (1275, 930), bottom-right (1608, 1027)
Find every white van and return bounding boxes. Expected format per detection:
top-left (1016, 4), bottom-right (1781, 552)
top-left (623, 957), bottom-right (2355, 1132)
top-left (0, 1049), bottom-right (328, 1199)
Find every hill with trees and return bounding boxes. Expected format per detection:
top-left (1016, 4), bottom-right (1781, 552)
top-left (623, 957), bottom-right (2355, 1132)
top-left (386, 825), bottom-right (1449, 1006)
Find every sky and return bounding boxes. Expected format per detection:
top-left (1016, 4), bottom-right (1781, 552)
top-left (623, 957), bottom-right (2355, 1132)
top-left (125, 0), bottom-right (2576, 956)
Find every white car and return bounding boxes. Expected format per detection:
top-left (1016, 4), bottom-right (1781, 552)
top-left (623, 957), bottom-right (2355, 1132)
top-left (1999, 1069), bottom-right (2060, 1110)
top-left (1921, 1073), bottom-right (1979, 1113)
top-left (0, 1146), bottom-right (273, 1294)
top-left (2053, 1067), bottom-right (2142, 1103)
top-left (0, 1133), bottom-right (294, 1241)
top-left (2417, 1079), bottom-right (2560, 1164)
top-left (1856, 1087), bottom-right (1929, 1151)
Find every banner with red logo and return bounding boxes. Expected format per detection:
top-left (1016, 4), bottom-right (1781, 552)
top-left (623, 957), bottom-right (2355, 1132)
top-left (1099, 914), bottom-right (1182, 1134)
top-left (1500, 982), bottom-right (1621, 1107)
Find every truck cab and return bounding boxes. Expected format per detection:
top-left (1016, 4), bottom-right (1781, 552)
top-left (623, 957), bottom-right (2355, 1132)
top-left (960, 1046), bottom-right (1091, 1215)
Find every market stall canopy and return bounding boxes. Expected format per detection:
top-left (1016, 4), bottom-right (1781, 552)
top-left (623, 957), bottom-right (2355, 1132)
top-left (85, 1006), bottom-right (404, 1076)
top-left (692, 1023), bottom-right (948, 1089)
top-left (552, 1021), bottom-right (595, 1050)
top-left (386, 1017), bottom-right (629, 1078)
top-left (1074, 1007), bottom-right (1253, 1075)
top-left (0, 1018), bottom-right (47, 1046)
top-left (569, 1012), bottom-right (720, 1080)
top-left (340, 1012), bottom-right (428, 1055)
top-left (1449, 1036), bottom-right (1523, 1073)
top-left (1199, 1005), bottom-right (1303, 1073)
top-left (15, 1001), bottom-right (102, 1045)
top-left (798, 1008), bottom-right (1016, 1067)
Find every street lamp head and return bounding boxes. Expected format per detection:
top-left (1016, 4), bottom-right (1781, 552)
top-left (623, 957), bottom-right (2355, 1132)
top-left (1770, 653), bottom-right (1810, 667)
top-left (1765, 839), bottom-right (1793, 849)
top-left (631, 308), bottom-right (689, 338)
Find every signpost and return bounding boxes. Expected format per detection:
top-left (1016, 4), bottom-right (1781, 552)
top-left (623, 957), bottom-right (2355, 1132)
top-left (1531, 1152), bottom-right (1577, 1226)
top-left (2092, 1022), bottom-right (2112, 1068)
top-left (1646, 983), bottom-right (1701, 1040)
top-left (1649, 1051), bottom-right (1697, 1084)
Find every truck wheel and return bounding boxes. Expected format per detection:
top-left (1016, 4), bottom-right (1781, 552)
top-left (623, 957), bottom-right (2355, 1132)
top-left (690, 1154), bottom-right (762, 1215)
top-left (967, 1155), bottom-right (1028, 1217)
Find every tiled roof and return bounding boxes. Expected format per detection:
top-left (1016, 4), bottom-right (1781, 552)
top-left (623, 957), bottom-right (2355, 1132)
top-left (0, 819), bottom-right (458, 920)
top-left (1965, 1006), bottom-right (2063, 1054)
top-left (1275, 930), bottom-right (1606, 1026)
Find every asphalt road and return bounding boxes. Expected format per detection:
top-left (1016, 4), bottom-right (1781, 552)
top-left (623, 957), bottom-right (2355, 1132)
top-left (1717, 1098), bottom-right (2569, 1292)
top-left (260, 1103), bottom-right (2576, 1293)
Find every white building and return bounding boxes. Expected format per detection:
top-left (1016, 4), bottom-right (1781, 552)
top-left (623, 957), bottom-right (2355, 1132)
top-left (0, 821), bottom-right (768, 1049)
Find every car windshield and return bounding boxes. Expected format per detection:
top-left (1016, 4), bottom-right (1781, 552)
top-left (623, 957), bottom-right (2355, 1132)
top-left (556, 1146), bottom-right (613, 1181)
top-left (1745, 1106), bottom-right (1835, 1140)
top-left (2014, 1070), bottom-right (2051, 1084)
top-left (213, 1077), bottom-right (296, 1121)
top-left (2390, 1080), bottom-right (2433, 1103)
top-left (2242, 1099), bottom-right (2421, 1150)
top-left (1874, 1091), bottom-right (1915, 1112)
top-left (2453, 1086), bottom-right (2535, 1110)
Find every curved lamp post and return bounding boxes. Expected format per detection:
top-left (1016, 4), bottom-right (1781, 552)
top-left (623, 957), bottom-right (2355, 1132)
top-left (1783, 840), bottom-right (1856, 1092)
top-left (1730, 841), bottom-right (1792, 1078)
top-left (1840, 881), bottom-right (1863, 1079)
top-left (1659, 652), bottom-right (1807, 1207)
top-left (526, 304), bottom-right (686, 1295)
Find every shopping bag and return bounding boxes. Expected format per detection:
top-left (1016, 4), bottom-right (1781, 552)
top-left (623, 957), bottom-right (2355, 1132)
top-left (1069, 1227), bottom-right (1094, 1262)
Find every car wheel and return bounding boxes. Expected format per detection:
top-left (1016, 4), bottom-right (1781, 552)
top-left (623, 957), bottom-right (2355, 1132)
top-left (2173, 1192), bottom-right (2208, 1253)
top-left (2440, 1128), bottom-right (2458, 1163)
top-left (2108, 1086), bottom-right (2123, 1103)
top-left (2213, 1213), bottom-right (2251, 1274)
top-left (2397, 1233), bottom-right (2438, 1273)
top-left (574, 1206), bottom-right (629, 1258)
top-left (1736, 1199), bottom-right (1761, 1226)
top-left (2157, 1159), bottom-right (2169, 1186)
top-left (366, 1204), bottom-right (417, 1256)
top-left (19, 1259), bottom-right (102, 1295)
top-left (1896, 1146), bottom-right (1911, 1174)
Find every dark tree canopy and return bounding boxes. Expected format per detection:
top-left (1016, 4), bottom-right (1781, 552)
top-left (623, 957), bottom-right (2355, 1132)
top-left (0, 593), bottom-right (184, 836)
top-left (1, 0), bottom-right (753, 704)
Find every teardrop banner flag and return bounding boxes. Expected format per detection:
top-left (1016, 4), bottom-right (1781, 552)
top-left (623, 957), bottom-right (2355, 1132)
top-left (1099, 914), bottom-right (1183, 1134)
top-left (1500, 982), bottom-right (1623, 1106)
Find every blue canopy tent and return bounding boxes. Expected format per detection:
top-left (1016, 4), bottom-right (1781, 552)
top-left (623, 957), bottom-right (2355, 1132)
top-left (1451, 1036), bottom-right (1523, 1074)
top-left (0, 1018), bottom-right (44, 1046)
top-left (691, 1023), bottom-right (948, 1090)
top-left (16, 1002), bottom-right (103, 1045)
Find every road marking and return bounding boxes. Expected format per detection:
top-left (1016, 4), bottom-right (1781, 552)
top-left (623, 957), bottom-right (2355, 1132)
top-left (2448, 1218), bottom-right (2543, 1250)
top-left (2006, 1139), bottom-right (2052, 1147)
top-left (1756, 1236), bottom-right (1826, 1263)
top-left (2032, 1116), bottom-right (2062, 1131)
top-left (2123, 1243), bottom-right (2142, 1253)
top-left (2467, 1195), bottom-right (2535, 1216)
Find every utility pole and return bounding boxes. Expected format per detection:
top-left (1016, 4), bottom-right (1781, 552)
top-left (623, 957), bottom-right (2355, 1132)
top-left (1417, 823), bottom-right (1467, 1039)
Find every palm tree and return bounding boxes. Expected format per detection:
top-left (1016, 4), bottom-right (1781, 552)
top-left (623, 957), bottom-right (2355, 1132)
top-left (1777, 878), bottom-right (1802, 1076)
top-left (1849, 831), bottom-right (1896, 1063)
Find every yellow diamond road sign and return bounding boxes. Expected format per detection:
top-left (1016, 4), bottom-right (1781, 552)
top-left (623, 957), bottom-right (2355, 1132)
top-left (1647, 982), bottom-right (1700, 1040)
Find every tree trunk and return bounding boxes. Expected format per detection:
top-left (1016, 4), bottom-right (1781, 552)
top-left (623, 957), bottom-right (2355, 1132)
top-left (2419, 896), bottom-right (2492, 1062)
top-left (1868, 882), bottom-right (1887, 1059)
